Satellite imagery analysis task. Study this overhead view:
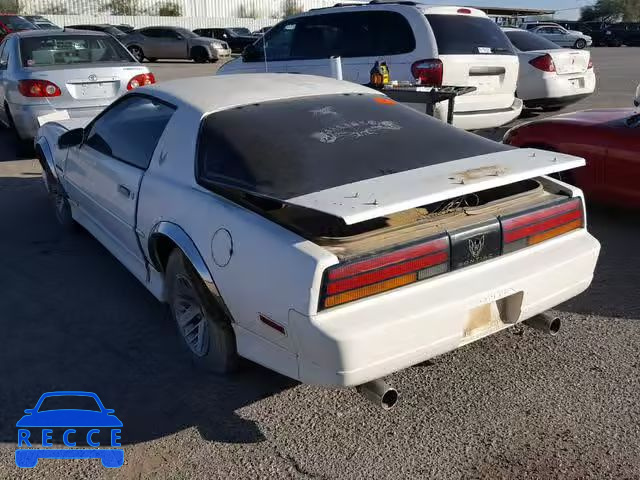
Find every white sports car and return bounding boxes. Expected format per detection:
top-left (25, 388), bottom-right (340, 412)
top-left (36, 74), bottom-right (600, 409)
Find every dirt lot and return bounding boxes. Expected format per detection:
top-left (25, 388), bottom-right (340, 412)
top-left (0, 48), bottom-right (639, 479)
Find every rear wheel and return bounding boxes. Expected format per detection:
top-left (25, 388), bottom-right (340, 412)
top-left (574, 39), bottom-right (587, 49)
top-left (128, 45), bottom-right (145, 62)
top-left (166, 249), bottom-right (238, 374)
top-left (5, 102), bottom-right (33, 157)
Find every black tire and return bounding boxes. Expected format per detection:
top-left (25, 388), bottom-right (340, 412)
top-left (5, 102), bottom-right (33, 158)
top-left (128, 45), bottom-right (145, 62)
top-left (166, 249), bottom-right (238, 374)
top-left (574, 39), bottom-right (587, 49)
top-left (191, 47), bottom-right (209, 63)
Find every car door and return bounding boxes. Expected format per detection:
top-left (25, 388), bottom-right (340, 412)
top-left (63, 95), bottom-right (176, 277)
top-left (161, 29), bottom-right (189, 58)
top-left (549, 27), bottom-right (572, 46)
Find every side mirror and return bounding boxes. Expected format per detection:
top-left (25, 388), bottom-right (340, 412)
top-left (0, 60), bottom-right (7, 70)
top-left (105, 409), bottom-right (115, 414)
top-left (58, 128), bottom-right (84, 149)
top-left (175, 34), bottom-right (184, 40)
top-left (24, 409), bottom-right (34, 414)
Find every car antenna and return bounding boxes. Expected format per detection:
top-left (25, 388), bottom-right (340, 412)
top-left (262, 30), bottom-right (268, 73)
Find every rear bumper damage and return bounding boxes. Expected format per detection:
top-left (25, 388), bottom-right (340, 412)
top-left (290, 229), bottom-right (600, 387)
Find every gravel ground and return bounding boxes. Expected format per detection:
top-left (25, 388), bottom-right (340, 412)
top-left (0, 48), bottom-right (638, 480)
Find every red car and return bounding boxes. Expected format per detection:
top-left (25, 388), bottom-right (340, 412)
top-left (0, 14), bottom-right (37, 39)
top-left (503, 107), bottom-right (640, 208)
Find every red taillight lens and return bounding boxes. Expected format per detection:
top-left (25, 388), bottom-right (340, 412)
top-left (411, 59), bottom-right (443, 87)
top-left (588, 59), bottom-right (593, 69)
top-left (529, 54), bottom-right (556, 72)
top-left (127, 73), bottom-right (156, 90)
top-left (457, 8), bottom-right (472, 14)
top-left (320, 235), bottom-right (450, 309)
top-left (501, 198), bottom-right (584, 253)
top-left (18, 79), bottom-right (61, 97)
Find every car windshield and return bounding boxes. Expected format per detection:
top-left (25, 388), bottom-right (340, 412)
top-left (105, 26), bottom-right (126, 37)
top-left (505, 30), bottom-right (561, 51)
top-left (20, 35), bottom-right (135, 67)
top-left (0, 15), bottom-right (35, 31)
top-left (426, 14), bottom-right (514, 55)
top-left (197, 94), bottom-right (509, 199)
top-left (230, 28), bottom-right (250, 35)
top-left (38, 395), bottom-right (101, 412)
top-left (176, 28), bottom-right (197, 38)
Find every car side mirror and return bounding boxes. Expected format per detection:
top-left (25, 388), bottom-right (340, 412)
top-left (242, 43), bottom-right (259, 62)
top-left (105, 409), bottom-right (115, 414)
top-left (175, 33), bottom-right (184, 40)
top-left (24, 409), bottom-right (34, 414)
top-left (0, 60), bottom-right (7, 70)
top-left (58, 128), bottom-right (84, 149)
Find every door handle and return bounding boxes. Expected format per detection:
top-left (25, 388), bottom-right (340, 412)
top-left (118, 184), bottom-right (131, 197)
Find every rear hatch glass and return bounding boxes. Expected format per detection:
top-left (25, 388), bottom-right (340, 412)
top-left (20, 34), bottom-right (135, 67)
top-left (505, 30), bottom-right (561, 51)
top-left (426, 14), bottom-right (515, 55)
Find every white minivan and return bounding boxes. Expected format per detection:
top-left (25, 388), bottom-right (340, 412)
top-left (218, 3), bottom-right (522, 130)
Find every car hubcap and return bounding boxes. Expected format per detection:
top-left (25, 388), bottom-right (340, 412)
top-left (173, 275), bottom-right (209, 357)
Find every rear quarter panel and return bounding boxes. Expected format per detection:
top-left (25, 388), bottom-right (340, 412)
top-left (136, 106), bottom-right (338, 355)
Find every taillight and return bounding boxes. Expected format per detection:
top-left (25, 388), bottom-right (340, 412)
top-left (127, 73), bottom-right (155, 90)
top-left (411, 59), bottom-right (443, 87)
top-left (18, 79), bottom-right (61, 97)
top-left (320, 235), bottom-right (450, 309)
top-left (529, 54), bottom-right (556, 73)
top-left (501, 198), bottom-right (584, 254)
top-left (457, 8), bottom-right (472, 14)
top-left (588, 59), bottom-right (593, 69)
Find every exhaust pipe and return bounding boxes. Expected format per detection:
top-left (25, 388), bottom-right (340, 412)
top-left (524, 313), bottom-right (561, 336)
top-left (356, 379), bottom-right (398, 410)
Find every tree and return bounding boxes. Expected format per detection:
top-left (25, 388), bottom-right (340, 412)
top-left (0, 0), bottom-right (19, 13)
top-left (101, 0), bottom-right (142, 15)
top-left (579, 0), bottom-right (640, 21)
top-left (282, 0), bottom-right (303, 18)
top-left (156, 0), bottom-right (182, 16)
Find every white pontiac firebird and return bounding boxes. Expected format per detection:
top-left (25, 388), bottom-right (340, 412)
top-left (36, 74), bottom-right (600, 408)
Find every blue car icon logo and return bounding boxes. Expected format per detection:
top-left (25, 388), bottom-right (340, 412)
top-left (16, 391), bottom-right (123, 468)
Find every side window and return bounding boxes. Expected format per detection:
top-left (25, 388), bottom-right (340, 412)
top-left (290, 16), bottom-right (341, 59)
top-left (258, 21), bottom-right (298, 61)
top-left (0, 38), bottom-right (10, 67)
top-left (341, 11), bottom-right (415, 57)
top-left (85, 96), bottom-right (175, 169)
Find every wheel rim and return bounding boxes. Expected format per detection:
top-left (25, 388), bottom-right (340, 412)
top-left (173, 274), bottom-right (209, 357)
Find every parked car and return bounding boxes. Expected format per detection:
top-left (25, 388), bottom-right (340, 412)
top-left (0, 30), bottom-right (153, 142)
top-left (115, 24), bottom-right (135, 34)
top-left (193, 27), bottom-right (256, 53)
top-left (66, 24), bottom-right (127, 39)
top-left (528, 25), bottom-right (592, 49)
top-left (219, 4), bottom-right (522, 130)
top-left (124, 26), bottom-right (231, 63)
top-left (520, 21), bottom-right (582, 35)
top-left (252, 26), bottom-right (272, 36)
top-left (36, 74), bottom-right (599, 408)
top-left (0, 14), bottom-right (37, 39)
top-left (504, 89), bottom-right (640, 208)
top-left (606, 22), bottom-right (640, 46)
top-left (23, 15), bottom-right (59, 30)
top-left (503, 28), bottom-right (595, 110)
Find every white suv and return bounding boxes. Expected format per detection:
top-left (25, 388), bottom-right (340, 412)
top-left (218, 3), bottom-right (522, 130)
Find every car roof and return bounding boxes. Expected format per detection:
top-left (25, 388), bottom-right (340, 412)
top-left (141, 74), bottom-right (380, 115)
top-left (298, 2), bottom-right (487, 20)
top-left (14, 28), bottom-right (109, 37)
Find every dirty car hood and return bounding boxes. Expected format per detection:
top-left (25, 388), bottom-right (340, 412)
top-left (286, 149), bottom-right (585, 225)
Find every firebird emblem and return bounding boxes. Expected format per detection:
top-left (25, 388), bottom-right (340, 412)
top-left (88, 74), bottom-right (97, 81)
top-left (468, 235), bottom-right (485, 260)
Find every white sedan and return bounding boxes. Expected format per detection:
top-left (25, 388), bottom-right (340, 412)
top-left (504, 28), bottom-right (596, 111)
top-left (35, 74), bottom-right (600, 409)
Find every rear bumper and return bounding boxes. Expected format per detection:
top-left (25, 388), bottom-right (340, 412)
top-left (445, 98), bottom-right (523, 130)
top-left (524, 93), bottom-right (593, 109)
top-left (291, 229), bottom-right (600, 387)
top-left (9, 103), bottom-right (104, 140)
top-left (521, 70), bottom-right (596, 106)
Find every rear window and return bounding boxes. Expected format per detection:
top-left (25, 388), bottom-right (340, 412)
top-left (0, 15), bottom-right (34, 32)
top-left (197, 94), bottom-right (509, 199)
top-left (19, 35), bottom-right (135, 67)
top-left (505, 30), bottom-right (561, 51)
top-left (427, 14), bottom-right (514, 55)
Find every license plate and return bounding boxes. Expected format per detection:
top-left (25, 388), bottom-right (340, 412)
top-left (75, 82), bottom-right (116, 98)
top-left (569, 78), bottom-right (584, 88)
top-left (468, 76), bottom-right (500, 93)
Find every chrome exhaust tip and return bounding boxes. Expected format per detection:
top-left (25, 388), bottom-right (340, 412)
top-left (524, 313), bottom-right (561, 336)
top-left (356, 379), bottom-right (399, 410)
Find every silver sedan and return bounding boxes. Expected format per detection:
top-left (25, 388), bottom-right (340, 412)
top-left (0, 29), bottom-right (154, 141)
